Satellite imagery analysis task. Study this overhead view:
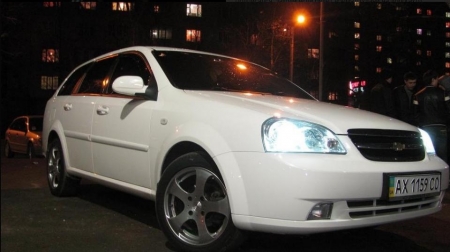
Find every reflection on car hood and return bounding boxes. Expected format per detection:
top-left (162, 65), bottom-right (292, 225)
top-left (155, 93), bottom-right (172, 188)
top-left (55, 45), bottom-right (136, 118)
top-left (190, 91), bottom-right (418, 134)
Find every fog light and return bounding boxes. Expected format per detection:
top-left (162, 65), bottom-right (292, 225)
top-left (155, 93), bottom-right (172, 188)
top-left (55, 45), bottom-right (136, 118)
top-left (307, 203), bottom-right (333, 220)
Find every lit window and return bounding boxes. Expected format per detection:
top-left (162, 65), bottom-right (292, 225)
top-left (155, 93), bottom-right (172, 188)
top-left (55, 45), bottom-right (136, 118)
top-left (354, 22), bottom-right (360, 28)
top-left (427, 10), bottom-right (432, 16)
top-left (308, 49), bottom-right (319, 59)
top-left (446, 42), bottom-right (450, 47)
top-left (354, 2), bottom-right (359, 7)
top-left (447, 32), bottom-right (450, 38)
top-left (354, 43), bottom-right (360, 50)
top-left (376, 35), bottom-right (382, 41)
top-left (186, 29), bottom-right (201, 42)
top-left (396, 6), bottom-right (402, 11)
top-left (355, 55), bottom-right (359, 61)
top-left (187, 4), bottom-right (202, 17)
top-left (376, 67), bottom-right (381, 73)
top-left (80, 2), bottom-right (96, 10)
top-left (416, 50), bottom-right (422, 55)
top-left (417, 8), bottom-right (422, 15)
top-left (328, 92), bottom-right (338, 101)
top-left (328, 32), bottom-right (337, 38)
top-left (154, 5), bottom-right (159, 13)
top-left (427, 51), bottom-right (432, 57)
top-left (396, 27), bottom-right (402, 32)
top-left (112, 2), bottom-right (134, 11)
top-left (446, 52), bottom-right (450, 58)
top-left (416, 61), bottom-right (421, 66)
top-left (447, 12), bottom-right (450, 18)
top-left (446, 62), bottom-right (450, 68)
top-left (417, 29), bottom-right (422, 35)
top-left (354, 33), bottom-right (360, 39)
top-left (376, 3), bottom-right (382, 10)
top-left (152, 28), bottom-right (172, 39)
top-left (42, 49), bottom-right (59, 63)
top-left (41, 76), bottom-right (59, 90)
top-left (417, 39), bottom-right (421, 45)
top-left (387, 58), bottom-right (392, 64)
top-left (376, 46), bottom-right (382, 52)
top-left (354, 66), bottom-right (359, 71)
top-left (43, 2), bottom-right (60, 7)
top-left (426, 30), bottom-right (431, 36)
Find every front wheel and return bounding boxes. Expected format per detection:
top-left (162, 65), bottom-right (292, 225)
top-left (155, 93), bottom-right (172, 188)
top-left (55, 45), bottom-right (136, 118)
top-left (156, 152), bottom-right (245, 252)
top-left (47, 138), bottom-right (80, 197)
top-left (27, 143), bottom-right (35, 159)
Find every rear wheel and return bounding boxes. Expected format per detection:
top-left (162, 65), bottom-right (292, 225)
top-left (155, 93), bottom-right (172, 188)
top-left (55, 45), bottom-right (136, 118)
top-left (156, 151), bottom-right (245, 252)
top-left (47, 138), bottom-right (80, 196)
top-left (4, 141), bottom-right (14, 158)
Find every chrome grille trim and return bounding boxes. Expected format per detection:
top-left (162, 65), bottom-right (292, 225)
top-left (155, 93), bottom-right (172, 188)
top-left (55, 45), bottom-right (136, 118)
top-left (347, 129), bottom-right (425, 161)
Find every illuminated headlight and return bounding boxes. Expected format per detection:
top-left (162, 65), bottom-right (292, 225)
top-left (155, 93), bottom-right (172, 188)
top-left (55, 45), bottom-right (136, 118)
top-left (419, 128), bottom-right (436, 155)
top-left (262, 118), bottom-right (346, 153)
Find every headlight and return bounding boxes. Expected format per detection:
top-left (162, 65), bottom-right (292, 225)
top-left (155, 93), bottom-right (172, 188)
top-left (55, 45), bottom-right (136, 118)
top-left (419, 128), bottom-right (436, 155)
top-left (262, 118), bottom-right (347, 153)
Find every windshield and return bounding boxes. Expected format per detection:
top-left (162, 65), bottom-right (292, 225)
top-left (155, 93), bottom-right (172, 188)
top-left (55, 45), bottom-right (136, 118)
top-left (153, 50), bottom-right (315, 100)
top-left (29, 117), bottom-right (43, 132)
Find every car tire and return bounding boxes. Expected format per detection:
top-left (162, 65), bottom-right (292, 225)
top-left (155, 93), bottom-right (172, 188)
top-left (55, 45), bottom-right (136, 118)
top-left (27, 143), bottom-right (35, 159)
top-left (4, 141), bottom-right (14, 158)
top-left (47, 138), bottom-right (80, 197)
top-left (156, 151), bottom-right (245, 252)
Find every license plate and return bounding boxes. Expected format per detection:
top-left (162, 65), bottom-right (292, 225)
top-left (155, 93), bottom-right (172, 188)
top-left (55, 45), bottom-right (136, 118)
top-left (388, 173), bottom-right (441, 201)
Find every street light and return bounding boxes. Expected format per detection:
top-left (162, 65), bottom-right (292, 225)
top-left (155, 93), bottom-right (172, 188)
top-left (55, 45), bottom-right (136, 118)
top-left (289, 14), bottom-right (306, 82)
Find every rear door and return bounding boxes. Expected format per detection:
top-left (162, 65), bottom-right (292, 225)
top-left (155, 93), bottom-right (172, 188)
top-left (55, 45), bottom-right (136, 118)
top-left (56, 56), bottom-right (117, 172)
top-left (91, 52), bottom-right (157, 188)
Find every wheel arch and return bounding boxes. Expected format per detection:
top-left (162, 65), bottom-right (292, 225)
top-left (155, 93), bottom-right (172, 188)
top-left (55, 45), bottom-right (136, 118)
top-left (43, 120), bottom-right (73, 175)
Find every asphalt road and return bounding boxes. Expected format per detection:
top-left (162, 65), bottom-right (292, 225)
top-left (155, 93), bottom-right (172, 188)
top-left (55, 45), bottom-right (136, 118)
top-left (1, 153), bottom-right (450, 252)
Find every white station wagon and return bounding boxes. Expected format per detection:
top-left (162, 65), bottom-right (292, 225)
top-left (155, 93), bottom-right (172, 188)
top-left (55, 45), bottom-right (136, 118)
top-left (42, 46), bottom-right (449, 252)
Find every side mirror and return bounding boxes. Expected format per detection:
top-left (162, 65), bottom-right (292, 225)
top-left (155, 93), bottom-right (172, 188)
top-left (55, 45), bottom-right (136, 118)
top-left (112, 76), bottom-right (157, 100)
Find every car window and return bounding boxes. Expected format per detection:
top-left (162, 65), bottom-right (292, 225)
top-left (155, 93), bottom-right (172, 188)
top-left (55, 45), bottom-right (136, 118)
top-left (77, 57), bottom-right (117, 94)
top-left (108, 53), bottom-right (156, 94)
top-left (153, 50), bottom-right (315, 100)
top-left (10, 118), bottom-right (26, 132)
top-left (58, 64), bottom-right (90, 96)
top-left (29, 117), bottom-right (43, 131)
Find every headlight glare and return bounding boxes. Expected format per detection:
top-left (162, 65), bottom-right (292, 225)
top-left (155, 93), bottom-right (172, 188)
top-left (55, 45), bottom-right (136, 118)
top-left (262, 118), bottom-right (346, 153)
top-left (419, 128), bottom-right (436, 154)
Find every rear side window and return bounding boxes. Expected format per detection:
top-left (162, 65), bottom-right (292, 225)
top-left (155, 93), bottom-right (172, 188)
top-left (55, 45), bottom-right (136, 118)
top-left (58, 64), bottom-right (90, 96)
top-left (77, 57), bottom-right (117, 94)
top-left (108, 53), bottom-right (155, 94)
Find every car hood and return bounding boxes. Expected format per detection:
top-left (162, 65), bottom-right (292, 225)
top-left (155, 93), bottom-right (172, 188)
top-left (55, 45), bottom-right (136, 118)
top-left (186, 91), bottom-right (418, 134)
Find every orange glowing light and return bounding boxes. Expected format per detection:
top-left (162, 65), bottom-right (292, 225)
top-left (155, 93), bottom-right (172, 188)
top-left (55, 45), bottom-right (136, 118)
top-left (236, 64), bottom-right (247, 70)
top-left (297, 15), bottom-right (305, 24)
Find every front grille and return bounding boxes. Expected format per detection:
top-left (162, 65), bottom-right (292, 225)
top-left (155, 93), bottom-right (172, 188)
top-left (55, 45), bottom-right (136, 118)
top-left (347, 194), bottom-right (441, 218)
top-left (347, 129), bottom-right (425, 162)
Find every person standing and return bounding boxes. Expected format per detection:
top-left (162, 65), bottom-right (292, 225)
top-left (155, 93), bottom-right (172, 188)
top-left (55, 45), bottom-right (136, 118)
top-left (369, 68), bottom-right (395, 117)
top-left (392, 71), bottom-right (418, 125)
top-left (413, 70), bottom-right (450, 163)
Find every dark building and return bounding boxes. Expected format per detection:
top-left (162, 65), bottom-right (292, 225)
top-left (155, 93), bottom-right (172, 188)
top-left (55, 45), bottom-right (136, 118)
top-left (1, 2), bottom-right (449, 136)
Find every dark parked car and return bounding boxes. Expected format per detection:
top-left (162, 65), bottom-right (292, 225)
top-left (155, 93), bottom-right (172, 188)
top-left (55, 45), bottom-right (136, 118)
top-left (5, 115), bottom-right (43, 158)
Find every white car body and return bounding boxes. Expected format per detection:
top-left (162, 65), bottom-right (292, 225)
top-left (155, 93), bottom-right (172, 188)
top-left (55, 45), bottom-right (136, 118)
top-left (42, 46), bottom-right (449, 252)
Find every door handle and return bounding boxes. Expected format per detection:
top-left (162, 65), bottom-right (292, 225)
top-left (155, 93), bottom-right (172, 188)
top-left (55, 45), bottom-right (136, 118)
top-left (97, 105), bottom-right (109, 115)
top-left (64, 103), bottom-right (72, 111)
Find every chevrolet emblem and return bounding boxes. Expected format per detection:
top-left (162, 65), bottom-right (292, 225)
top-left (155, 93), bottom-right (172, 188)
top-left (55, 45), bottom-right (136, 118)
top-left (392, 142), bottom-right (405, 151)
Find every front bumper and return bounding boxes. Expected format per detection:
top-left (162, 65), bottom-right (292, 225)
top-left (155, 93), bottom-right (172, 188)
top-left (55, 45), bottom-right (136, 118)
top-left (214, 151), bottom-right (448, 234)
